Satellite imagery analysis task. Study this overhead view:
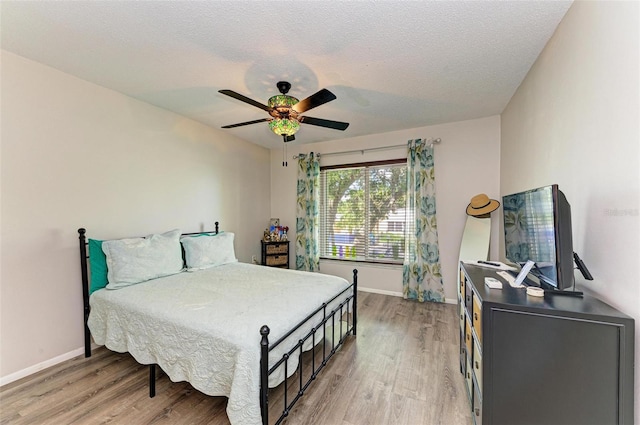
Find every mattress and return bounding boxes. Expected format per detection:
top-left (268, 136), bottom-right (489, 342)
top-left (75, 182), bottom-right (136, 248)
top-left (88, 262), bottom-right (352, 425)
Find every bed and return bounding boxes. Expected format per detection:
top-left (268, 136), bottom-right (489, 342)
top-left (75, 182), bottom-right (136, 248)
top-left (78, 224), bottom-right (357, 425)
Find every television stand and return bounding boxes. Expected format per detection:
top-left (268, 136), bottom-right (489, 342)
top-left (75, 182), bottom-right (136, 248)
top-left (458, 262), bottom-right (635, 425)
top-left (544, 289), bottom-right (584, 297)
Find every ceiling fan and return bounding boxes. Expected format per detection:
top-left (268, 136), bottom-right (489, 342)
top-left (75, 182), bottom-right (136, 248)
top-left (218, 81), bottom-right (349, 142)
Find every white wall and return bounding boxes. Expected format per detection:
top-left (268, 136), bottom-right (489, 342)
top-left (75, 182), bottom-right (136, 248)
top-left (270, 116), bottom-right (501, 302)
top-left (500, 2), bottom-right (639, 422)
top-left (0, 51), bottom-right (271, 382)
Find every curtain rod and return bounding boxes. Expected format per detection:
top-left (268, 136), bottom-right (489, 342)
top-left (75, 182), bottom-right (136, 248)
top-left (293, 137), bottom-right (441, 159)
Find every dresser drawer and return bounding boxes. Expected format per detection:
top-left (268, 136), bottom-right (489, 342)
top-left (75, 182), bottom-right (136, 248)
top-left (472, 292), bottom-right (482, 343)
top-left (473, 379), bottom-right (483, 425)
top-left (465, 354), bottom-right (473, 397)
top-left (465, 288), bottom-right (473, 316)
top-left (465, 317), bottom-right (473, 355)
top-left (473, 340), bottom-right (482, 390)
top-left (266, 255), bottom-right (288, 266)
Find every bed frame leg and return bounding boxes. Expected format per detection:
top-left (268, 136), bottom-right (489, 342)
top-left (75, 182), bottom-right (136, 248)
top-left (78, 228), bottom-right (92, 358)
top-left (149, 364), bottom-right (156, 398)
top-left (260, 325), bottom-right (270, 425)
top-left (352, 269), bottom-right (358, 336)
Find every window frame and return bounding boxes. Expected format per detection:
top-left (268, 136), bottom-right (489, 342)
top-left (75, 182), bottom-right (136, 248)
top-left (319, 158), bottom-right (408, 265)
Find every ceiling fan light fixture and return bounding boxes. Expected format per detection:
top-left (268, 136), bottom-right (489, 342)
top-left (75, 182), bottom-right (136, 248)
top-left (269, 118), bottom-right (300, 136)
top-left (268, 95), bottom-right (299, 111)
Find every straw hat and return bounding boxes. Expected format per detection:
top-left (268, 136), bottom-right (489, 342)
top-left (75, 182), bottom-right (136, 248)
top-left (466, 193), bottom-right (500, 216)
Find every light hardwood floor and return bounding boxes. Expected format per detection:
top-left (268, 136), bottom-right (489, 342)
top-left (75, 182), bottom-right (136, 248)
top-left (0, 292), bottom-right (473, 425)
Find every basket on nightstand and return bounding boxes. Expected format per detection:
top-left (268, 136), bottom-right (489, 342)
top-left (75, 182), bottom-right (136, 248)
top-left (261, 240), bottom-right (290, 269)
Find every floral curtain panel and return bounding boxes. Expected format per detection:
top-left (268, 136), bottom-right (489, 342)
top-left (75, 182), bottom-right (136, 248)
top-left (403, 139), bottom-right (445, 302)
top-left (295, 153), bottom-right (320, 271)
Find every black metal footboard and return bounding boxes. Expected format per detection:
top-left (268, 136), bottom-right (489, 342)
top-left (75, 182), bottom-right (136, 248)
top-left (259, 270), bottom-right (358, 425)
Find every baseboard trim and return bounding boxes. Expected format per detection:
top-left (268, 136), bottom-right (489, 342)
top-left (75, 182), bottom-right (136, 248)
top-left (0, 347), bottom-right (86, 387)
top-left (358, 286), bottom-right (457, 305)
top-left (357, 286), bottom-right (403, 297)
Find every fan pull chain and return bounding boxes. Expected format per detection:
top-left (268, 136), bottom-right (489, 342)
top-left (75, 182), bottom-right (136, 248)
top-left (282, 137), bottom-right (288, 167)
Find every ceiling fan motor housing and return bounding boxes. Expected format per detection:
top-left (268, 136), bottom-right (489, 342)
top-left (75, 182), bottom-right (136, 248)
top-left (277, 81), bottom-right (292, 94)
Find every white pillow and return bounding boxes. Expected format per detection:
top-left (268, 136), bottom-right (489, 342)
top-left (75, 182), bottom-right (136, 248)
top-left (103, 229), bottom-right (183, 289)
top-left (180, 232), bottom-right (238, 271)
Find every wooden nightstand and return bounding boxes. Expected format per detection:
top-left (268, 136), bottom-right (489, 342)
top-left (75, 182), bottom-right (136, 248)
top-left (261, 240), bottom-right (290, 269)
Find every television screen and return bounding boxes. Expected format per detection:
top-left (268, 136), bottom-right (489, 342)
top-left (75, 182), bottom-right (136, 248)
top-left (502, 184), bottom-right (574, 290)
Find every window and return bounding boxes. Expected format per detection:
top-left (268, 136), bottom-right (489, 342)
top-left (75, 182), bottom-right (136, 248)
top-left (319, 159), bottom-right (408, 264)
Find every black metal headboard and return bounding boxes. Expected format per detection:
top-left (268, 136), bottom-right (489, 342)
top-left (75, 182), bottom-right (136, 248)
top-left (77, 222), bottom-right (220, 358)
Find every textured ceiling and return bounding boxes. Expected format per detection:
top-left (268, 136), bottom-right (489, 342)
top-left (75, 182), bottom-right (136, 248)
top-left (1, 1), bottom-right (572, 149)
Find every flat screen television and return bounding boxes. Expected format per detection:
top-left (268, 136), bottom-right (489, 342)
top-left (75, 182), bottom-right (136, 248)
top-left (502, 184), bottom-right (575, 290)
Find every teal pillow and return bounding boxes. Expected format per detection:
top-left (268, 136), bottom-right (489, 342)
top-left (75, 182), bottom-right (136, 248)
top-left (88, 239), bottom-right (108, 294)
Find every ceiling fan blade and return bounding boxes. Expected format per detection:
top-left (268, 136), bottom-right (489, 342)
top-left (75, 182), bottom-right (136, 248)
top-left (291, 89), bottom-right (336, 113)
top-left (221, 118), bottom-right (270, 129)
top-left (219, 90), bottom-right (271, 112)
top-left (299, 116), bottom-right (350, 131)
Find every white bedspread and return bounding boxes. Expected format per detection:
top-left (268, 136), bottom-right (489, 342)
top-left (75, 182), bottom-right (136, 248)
top-left (88, 262), bottom-right (352, 425)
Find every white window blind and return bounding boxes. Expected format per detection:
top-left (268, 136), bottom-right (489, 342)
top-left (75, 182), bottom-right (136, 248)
top-left (319, 160), bottom-right (408, 264)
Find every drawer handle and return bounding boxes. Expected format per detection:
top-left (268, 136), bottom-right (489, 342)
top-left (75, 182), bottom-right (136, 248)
top-left (474, 312), bottom-right (478, 320)
top-left (466, 334), bottom-right (470, 341)
top-left (467, 372), bottom-right (470, 379)
top-left (460, 314), bottom-right (464, 320)
top-left (475, 361), bottom-right (479, 369)
top-left (475, 408), bottom-right (480, 416)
